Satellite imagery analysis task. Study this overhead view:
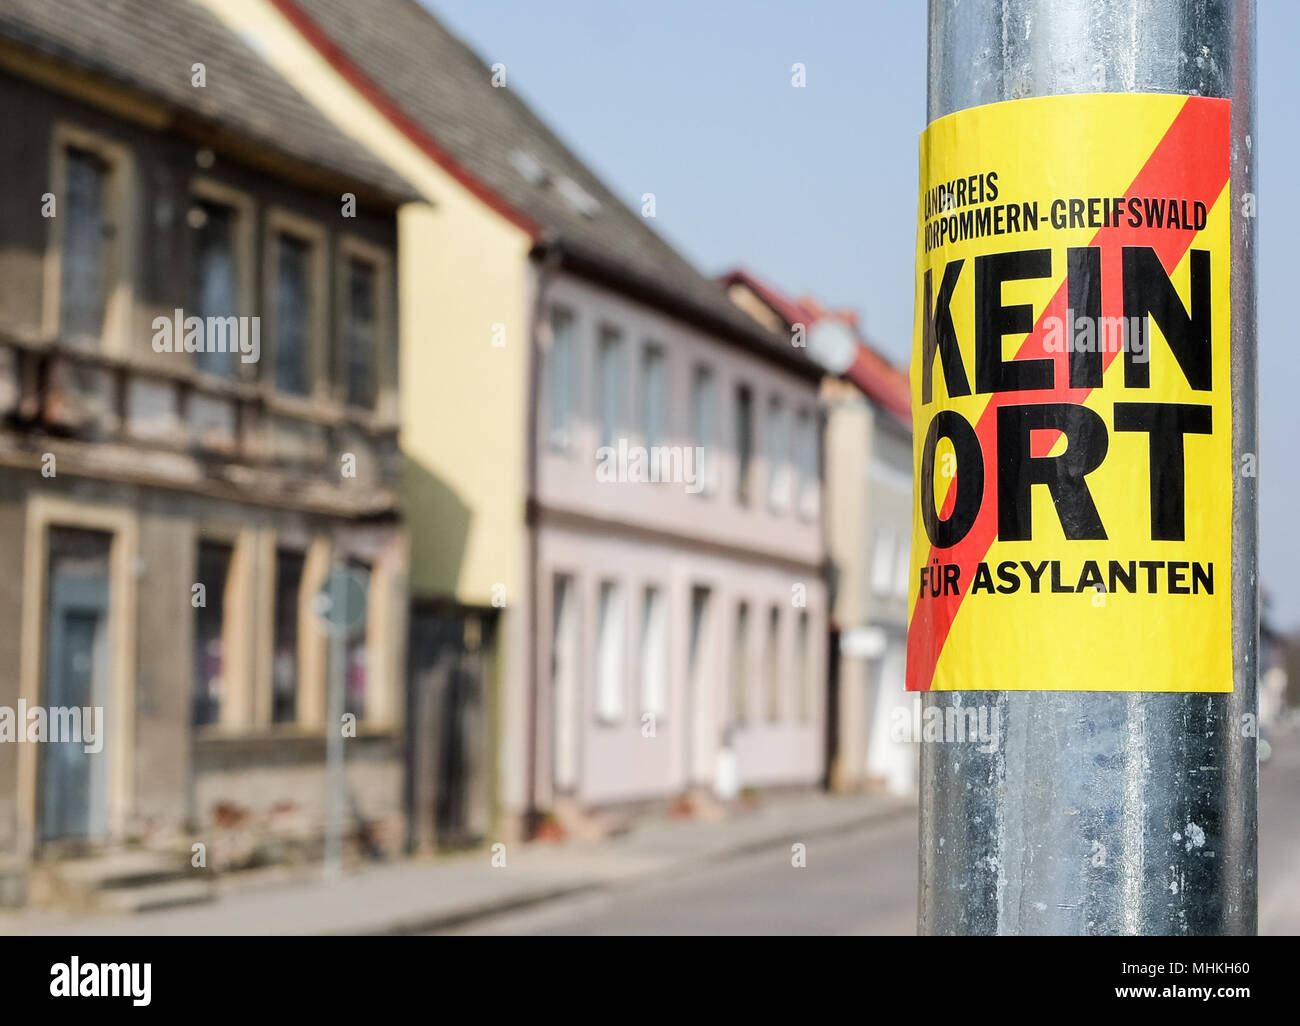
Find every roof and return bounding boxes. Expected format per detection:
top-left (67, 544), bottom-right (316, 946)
top-left (0, 0), bottom-right (417, 205)
top-left (270, 0), bottom-right (818, 379)
top-left (719, 268), bottom-right (912, 426)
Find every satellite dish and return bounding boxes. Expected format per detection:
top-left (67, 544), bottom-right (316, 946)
top-left (807, 318), bottom-right (858, 375)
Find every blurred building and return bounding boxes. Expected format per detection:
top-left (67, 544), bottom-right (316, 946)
top-left (1260, 591), bottom-right (1292, 728)
top-left (207, 0), bottom-right (830, 840)
top-left (720, 271), bottom-right (914, 796)
top-left (0, 0), bottom-right (414, 904)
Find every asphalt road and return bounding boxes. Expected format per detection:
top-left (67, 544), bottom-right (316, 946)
top-left (444, 813), bottom-right (919, 936)
top-left (447, 725), bottom-right (1300, 936)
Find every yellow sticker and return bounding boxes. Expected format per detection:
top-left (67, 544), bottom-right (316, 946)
top-left (907, 93), bottom-right (1232, 692)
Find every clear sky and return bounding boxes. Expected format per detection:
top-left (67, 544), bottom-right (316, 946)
top-left (428, 0), bottom-right (1300, 631)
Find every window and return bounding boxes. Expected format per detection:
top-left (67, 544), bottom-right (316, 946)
top-left (272, 549), bottom-right (304, 723)
top-left (597, 326), bottom-right (623, 449)
top-left (60, 148), bottom-right (108, 343)
top-left (872, 530), bottom-right (897, 596)
top-left (735, 385), bottom-right (753, 504)
top-left (794, 408), bottom-right (820, 519)
top-left (796, 611), bottom-right (811, 724)
top-left (639, 586), bottom-right (667, 719)
top-left (686, 586), bottom-right (711, 782)
top-left (336, 235), bottom-right (393, 415)
top-left (191, 201), bottom-right (238, 379)
top-left (343, 258), bottom-right (377, 408)
top-left (690, 365), bottom-right (717, 495)
top-left (766, 396), bottom-right (791, 512)
top-left (193, 541), bottom-right (233, 727)
top-left (548, 307), bottom-right (576, 449)
top-left (765, 606), bottom-right (781, 722)
top-left (273, 233), bottom-right (311, 395)
top-left (640, 344), bottom-right (666, 448)
top-left (731, 601), bottom-right (750, 724)
top-left (552, 575), bottom-right (579, 791)
top-left (595, 580), bottom-right (625, 722)
top-left (344, 560), bottom-right (371, 721)
top-left (47, 127), bottom-right (133, 355)
top-left (894, 533), bottom-right (912, 598)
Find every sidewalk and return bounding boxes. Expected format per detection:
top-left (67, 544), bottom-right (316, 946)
top-left (1, 792), bottom-right (913, 936)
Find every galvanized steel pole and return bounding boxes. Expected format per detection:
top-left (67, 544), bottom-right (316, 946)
top-left (920, 0), bottom-right (1258, 935)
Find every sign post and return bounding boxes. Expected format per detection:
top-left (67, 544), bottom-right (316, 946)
top-left (913, 0), bottom-right (1257, 934)
top-left (314, 562), bottom-right (369, 882)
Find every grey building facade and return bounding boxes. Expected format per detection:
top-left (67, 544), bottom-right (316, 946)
top-left (0, 0), bottom-right (415, 905)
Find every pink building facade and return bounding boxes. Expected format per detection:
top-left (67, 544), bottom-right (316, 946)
top-left (531, 272), bottom-right (828, 819)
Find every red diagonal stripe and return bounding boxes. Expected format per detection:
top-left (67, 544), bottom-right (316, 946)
top-left (907, 96), bottom-right (1231, 691)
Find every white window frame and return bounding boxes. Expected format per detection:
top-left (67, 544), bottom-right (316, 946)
top-left (766, 395), bottom-right (791, 514)
top-left (796, 610), bottom-right (812, 724)
top-left (594, 580), bottom-right (625, 724)
top-left (546, 306), bottom-right (577, 451)
top-left (731, 601), bottom-right (750, 725)
top-left (689, 364), bottom-right (719, 496)
top-left (640, 342), bottom-right (667, 449)
top-left (765, 605), bottom-right (782, 722)
top-left (552, 573), bottom-right (580, 792)
top-left (596, 325), bottom-right (623, 452)
top-left (735, 383), bottom-right (754, 505)
top-left (794, 407), bottom-right (820, 520)
top-left (638, 584), bottom-right (668, 720)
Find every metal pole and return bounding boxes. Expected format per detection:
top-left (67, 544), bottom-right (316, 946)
top-left (324, 565), bottom-right (347, 880)
top-left (920, 0), bottom-right (1258, 935)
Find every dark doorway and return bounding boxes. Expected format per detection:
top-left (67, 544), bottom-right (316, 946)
top-left (824, 627), bottom-right (841, 790)
top-left (407, 604), bottom-right (497, 850)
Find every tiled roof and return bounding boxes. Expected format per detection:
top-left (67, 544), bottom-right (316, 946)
top-left (720, 267), bottom-right (912, 426)
top-left (0, 0), bottom-right (417, 204)
top-left (277, 0), bottom-right (816, 376)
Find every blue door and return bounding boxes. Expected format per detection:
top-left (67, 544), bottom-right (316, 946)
top-left (40, 528), bottom-right (112, 845)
